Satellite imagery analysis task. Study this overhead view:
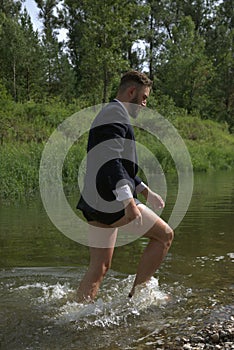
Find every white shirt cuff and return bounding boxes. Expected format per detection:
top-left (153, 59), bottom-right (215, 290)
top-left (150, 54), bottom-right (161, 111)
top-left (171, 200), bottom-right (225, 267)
top-left (135, 182), bottom-right (148, 194)
top-left (113, 184), bottom-right (133, 201)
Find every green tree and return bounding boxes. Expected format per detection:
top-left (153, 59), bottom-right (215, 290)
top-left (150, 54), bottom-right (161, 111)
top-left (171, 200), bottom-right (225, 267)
top-left (35, 0), bottom-right (74, 98)
top-left (0, 2), bottom-right (24, 99)
top-left (64, 0), bottom-right (148, 103)
top-left (0, 3), bottom-right (45, 101)
top-left (0, 14), bottom-right (26, 101)
top-left (156, 16), bottom-right (214, 115)
top-left (145, 0), bottom-right (174, 80)
top-left (205, 0), bottom-right (234, 131)
top-left (19, 9), bottom-right (45, 100)
top-left (0, 0), bottom-right (22, 18)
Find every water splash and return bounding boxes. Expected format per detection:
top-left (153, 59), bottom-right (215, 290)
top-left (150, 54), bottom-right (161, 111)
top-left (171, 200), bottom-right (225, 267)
top-left (56, 275), bottom-right (169, 329)
top-left (15, 282), bottom-right (74, 303)
top-left (0, 269), bottom-right (169, 331)
top-left (1, 266), bottom-right (232, 350)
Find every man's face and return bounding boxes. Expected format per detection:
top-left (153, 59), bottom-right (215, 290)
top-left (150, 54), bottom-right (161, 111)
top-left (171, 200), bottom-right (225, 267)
top-left (129, 85), bottom-right (150, 118)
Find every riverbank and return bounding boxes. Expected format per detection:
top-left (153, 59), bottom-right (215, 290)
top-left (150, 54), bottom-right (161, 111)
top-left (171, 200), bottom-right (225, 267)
top-left (1, 100), bottom-right (234, 200)
top-left (166, 319), bottom-right (234, 349)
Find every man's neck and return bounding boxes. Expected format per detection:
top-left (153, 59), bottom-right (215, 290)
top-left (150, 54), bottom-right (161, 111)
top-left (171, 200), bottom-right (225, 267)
top-left (113, 98), bottom-right (130, 115)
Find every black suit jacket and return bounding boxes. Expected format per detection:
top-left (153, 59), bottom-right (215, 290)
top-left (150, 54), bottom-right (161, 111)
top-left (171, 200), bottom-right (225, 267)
top-left (77, 100), bottom-right (142, 214)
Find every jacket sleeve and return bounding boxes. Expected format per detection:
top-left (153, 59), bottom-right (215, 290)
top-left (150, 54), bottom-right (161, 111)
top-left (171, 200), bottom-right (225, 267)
top-left (134, 175), bottom-right (142, 187)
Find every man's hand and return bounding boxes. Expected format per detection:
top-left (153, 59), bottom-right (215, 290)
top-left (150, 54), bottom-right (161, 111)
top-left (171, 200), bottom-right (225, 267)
top-left (141, 187), bottom-right (165, 211)
top-left (123, 198), bottom-right (142, 225)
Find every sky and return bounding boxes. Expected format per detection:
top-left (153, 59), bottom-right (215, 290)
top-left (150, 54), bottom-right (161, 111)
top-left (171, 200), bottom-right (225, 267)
top-left (23, 0), bottom-right (67, 42)
top-left (23, 0), bottom-right (43, 32)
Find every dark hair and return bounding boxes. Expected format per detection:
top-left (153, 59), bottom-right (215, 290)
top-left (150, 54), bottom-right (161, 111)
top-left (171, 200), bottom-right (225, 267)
top-left (118, 71), bottom-right (152, 92)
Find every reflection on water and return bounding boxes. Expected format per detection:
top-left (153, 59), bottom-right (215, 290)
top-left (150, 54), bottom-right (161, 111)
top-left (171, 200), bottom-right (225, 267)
top-left (0, 171), bottom-right (234, 349)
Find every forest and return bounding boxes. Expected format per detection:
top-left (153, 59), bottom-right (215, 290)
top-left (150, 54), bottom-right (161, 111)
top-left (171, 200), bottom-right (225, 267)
top-left (0, 0), bottom-right (234, 199)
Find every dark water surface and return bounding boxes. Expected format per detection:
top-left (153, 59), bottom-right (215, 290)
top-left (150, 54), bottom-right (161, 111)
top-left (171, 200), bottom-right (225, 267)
top-left (0, 171), bottom-right (233, 349)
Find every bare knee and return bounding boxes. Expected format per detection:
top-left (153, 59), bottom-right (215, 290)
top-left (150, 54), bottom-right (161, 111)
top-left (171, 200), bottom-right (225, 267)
top-left (165, 225), bottom-right (174, 248)
top-left (150, 222), bottom-right (174, 249)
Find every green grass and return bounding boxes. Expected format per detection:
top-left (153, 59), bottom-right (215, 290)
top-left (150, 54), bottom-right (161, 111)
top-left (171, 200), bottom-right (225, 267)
top-left (0, 100), bottom-right (234, 200)
top-left (173, 116), bottom-right (234, 171)
top-left (0, 143), bottom-right (42, 199)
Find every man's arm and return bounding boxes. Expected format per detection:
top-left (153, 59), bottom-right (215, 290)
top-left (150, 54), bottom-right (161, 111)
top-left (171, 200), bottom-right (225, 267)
top-left (123, 197), bottom-right (142, 224)
top-left (140, 186), bottom-right (165, 210)
top-left (115, 182), bottom-right (164, 225)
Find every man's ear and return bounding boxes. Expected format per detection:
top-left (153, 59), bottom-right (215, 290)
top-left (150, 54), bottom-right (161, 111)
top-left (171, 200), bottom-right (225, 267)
top-left (128, 86), bottom-right (136, 98)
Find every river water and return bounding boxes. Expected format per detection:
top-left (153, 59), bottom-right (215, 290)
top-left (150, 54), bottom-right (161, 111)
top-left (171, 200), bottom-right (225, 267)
top-left (0, 171), bottom-right (233, 350)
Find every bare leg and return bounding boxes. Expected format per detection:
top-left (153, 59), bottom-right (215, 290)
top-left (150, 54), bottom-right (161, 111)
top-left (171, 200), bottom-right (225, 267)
top-left (113, 204), bottom-right (174, 297)
top-left (129, 206), bottom-right (174, 296)
top-left (77, 205), bottom-right (173, 301)
top-left (77, 223), bottom-right (118, 301)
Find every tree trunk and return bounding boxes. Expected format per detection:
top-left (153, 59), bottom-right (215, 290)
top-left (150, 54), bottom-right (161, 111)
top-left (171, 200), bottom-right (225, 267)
top-left (102, 64), bottom-right (108, 103)
top-left (13, 58), bottom-right (17, 102)
top-left (26, 67), bottom-right (30, 101)
top-left (149, 12), bottom-right (153, 81)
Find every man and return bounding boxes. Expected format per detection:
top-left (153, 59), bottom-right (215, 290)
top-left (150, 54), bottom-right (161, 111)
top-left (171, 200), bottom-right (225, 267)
top-left (77, 71), bottom-right (174, 301)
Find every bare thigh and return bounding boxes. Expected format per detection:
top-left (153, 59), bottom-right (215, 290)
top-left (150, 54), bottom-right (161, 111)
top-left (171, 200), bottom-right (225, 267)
top-left (138, 205), bottom-right (173, 246)
top-left (87, 221), bottom-right (118, 248)
top-left (111, 204), bottom-right (173, 243)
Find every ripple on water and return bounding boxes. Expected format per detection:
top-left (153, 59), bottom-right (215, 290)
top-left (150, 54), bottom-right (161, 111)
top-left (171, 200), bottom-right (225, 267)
top-left (0, 267), bottom-right (233, 350)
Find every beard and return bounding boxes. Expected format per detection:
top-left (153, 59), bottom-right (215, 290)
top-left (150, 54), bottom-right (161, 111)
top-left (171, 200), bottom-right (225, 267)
top-left (128, 95), bottom-right (141, 119)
